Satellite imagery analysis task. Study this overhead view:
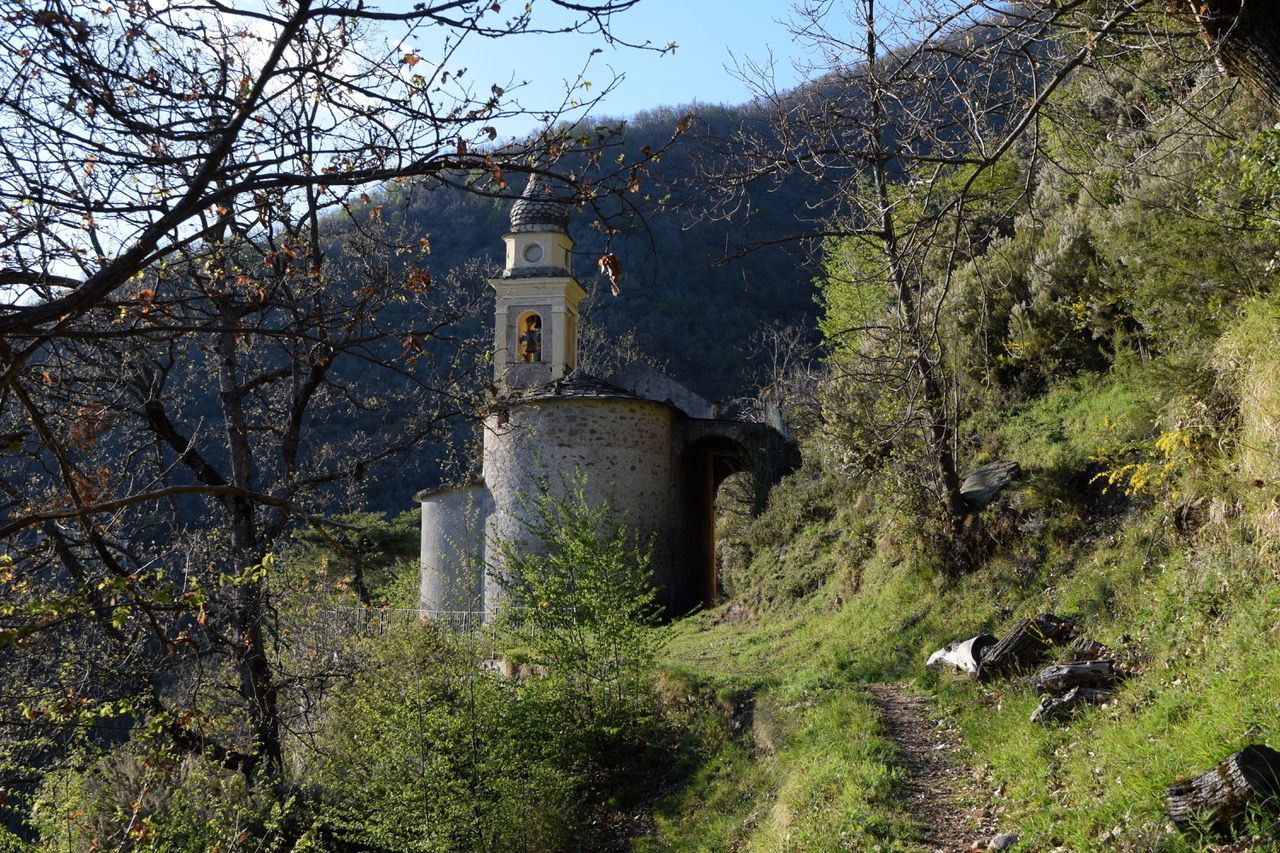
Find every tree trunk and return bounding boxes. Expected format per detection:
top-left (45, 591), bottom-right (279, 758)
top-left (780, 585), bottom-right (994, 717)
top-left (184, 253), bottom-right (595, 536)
top-left (977, 613), bottom-right (1077, 682)
top-left (215, 284), bottom-right (283, 781)
top-left (1030, 686), bottom-right (1115, 724)
top-left (1167, 745), bottom-right (1280, 833)
top-left (1186, 1), bottom-right (1280, 119)
top-left (864, 0), bottom-right (967, 549)
top-left (1032, 660), bottom-right (1116, 695)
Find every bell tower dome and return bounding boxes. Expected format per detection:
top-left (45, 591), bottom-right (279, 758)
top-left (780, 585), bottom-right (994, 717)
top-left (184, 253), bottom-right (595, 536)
top-left (489, 175), bottom-right (586, 391)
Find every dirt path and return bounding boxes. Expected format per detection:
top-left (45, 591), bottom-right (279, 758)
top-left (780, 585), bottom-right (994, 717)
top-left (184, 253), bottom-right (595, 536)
top-left (867, 683), bottom-right (1003, 853)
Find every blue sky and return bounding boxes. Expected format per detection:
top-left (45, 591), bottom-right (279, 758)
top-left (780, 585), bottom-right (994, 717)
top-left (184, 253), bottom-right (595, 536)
top-left (526, 0), bottom-right (811, 113)
top-left (398, 0), bottom-right (819, 135)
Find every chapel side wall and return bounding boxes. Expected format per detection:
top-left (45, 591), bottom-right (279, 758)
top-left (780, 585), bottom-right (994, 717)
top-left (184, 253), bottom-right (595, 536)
top-left (419, 483), bottom-right (489, 614)
top-left (481, 398), bottom-right (688, 616)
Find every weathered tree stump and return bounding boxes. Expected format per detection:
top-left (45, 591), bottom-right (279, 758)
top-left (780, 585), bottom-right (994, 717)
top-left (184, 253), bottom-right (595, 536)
top-left (926, 634), bottom-right (997, 677)
top-left (1033, 660), bottom-right (1116, 695)
top-left (1167, 745), bottom-right (1280, 834)
top-left (977, 613), bottom-right (1077, 682)
top-left (1067, 635), bottom-right (1110, 661)
top-left (1030, 686), bottom-right (1115, 724)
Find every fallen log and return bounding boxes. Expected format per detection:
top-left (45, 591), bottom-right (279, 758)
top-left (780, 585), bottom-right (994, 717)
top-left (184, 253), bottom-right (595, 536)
top-left (1067, 635), bottom-right (1110, 661)
top-left (1167, 745), bottom-right (1280, 834)
top-left (926, 634), bottom-right (997, 677)
top-left (1033, 660), bottom-right (1116, 695)
top-left (1030, 686), bottom-right (1115, 724)
top-left (977, 613), bottom-right (1078, 682)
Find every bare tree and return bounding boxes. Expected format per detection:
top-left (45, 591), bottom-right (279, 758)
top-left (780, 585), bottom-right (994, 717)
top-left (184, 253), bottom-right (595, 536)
top-left (705, 0), bottom-right (1050, 554)
top-left (694, 0), bottom-right (1258, 566)
top-left (0, 0), bottom-right (672, 807)
top-left (734, 323), bottom-right (823, 440)
top-left (0, 0), bottom-right (666, 331)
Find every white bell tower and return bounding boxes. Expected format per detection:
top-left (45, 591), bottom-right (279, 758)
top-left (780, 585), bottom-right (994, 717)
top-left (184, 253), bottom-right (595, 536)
top-left (489, 175), bottom-right (586, 391)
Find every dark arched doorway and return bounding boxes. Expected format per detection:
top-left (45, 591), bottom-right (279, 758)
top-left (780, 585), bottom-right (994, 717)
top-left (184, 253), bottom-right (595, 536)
top-left (679, 435), bottom-right (752, 614)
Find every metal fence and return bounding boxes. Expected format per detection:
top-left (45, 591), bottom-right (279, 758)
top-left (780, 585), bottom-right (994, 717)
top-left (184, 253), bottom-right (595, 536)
top-left (320, 607), bottom-right (512, 637)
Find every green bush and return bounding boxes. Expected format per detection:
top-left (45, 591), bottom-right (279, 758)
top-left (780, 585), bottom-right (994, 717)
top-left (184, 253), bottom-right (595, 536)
top-left (305, 478), bottom-right (676, 851)
top-left (308, 625), bottom-right (581, 852)
top-left (30, 750), bottom-right (288, 853)
top-left (493, 475), bottom-right (664, 727)
top-left (1214, 294), bottom-right (1280, 538)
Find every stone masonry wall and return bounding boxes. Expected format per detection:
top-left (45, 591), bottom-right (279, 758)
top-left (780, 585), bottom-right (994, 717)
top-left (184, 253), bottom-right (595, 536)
top-left (481, 397), bottom-right (686, 614)
top-left (419, 483), bottom-right (489, 613)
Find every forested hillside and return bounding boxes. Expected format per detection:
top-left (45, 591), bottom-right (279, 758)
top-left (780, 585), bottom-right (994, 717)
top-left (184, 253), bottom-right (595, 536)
top-left (386, 104), bottom-right (822, 403)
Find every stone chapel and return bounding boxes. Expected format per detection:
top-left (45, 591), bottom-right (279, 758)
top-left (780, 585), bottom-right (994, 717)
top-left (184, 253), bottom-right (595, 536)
top-left (416, 176), bottom-right (796, 619)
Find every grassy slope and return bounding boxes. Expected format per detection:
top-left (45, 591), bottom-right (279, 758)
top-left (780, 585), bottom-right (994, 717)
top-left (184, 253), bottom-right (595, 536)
top-left (644, 336), bottom-right (1280, 851)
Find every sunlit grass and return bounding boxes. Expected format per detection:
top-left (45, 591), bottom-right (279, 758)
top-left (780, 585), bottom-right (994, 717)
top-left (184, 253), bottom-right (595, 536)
top-left (648, 367), bottom-right (1280, 851)
top-left (640, 684), bottom-right (919, 851)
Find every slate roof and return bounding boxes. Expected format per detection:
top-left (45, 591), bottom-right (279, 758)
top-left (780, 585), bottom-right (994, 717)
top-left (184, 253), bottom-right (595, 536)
top-left (509, 175), bottom-right (571, 234)
top-left (412, 479), bottom-right (484, 503)
top-left (505, 369), bottom-right (641, 403)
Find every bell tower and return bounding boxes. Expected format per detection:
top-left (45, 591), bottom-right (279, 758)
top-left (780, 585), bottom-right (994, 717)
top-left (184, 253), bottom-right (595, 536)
top-left (490, 175), bottom-right (586, 391)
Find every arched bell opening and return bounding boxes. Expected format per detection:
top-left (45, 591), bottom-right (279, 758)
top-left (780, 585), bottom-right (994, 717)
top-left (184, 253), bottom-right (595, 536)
top-left (516, 311), bottom-right (543, 363)
top-left (679, 435), bottom-right (752, 615)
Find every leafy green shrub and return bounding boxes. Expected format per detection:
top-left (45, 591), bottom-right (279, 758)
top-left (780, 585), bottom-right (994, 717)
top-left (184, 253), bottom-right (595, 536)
top-left (493, 477), bottom-right (663, 731)
top-left (308, 624), bottom-right (580, 852)
top-left (306, 479), bottom-right (676, 851)
top-left (31, 750), bottom-right (288, 852)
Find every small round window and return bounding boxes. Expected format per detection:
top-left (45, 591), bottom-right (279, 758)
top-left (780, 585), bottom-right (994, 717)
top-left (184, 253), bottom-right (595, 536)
top-left (522, 243), bottom-right (544, 264)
